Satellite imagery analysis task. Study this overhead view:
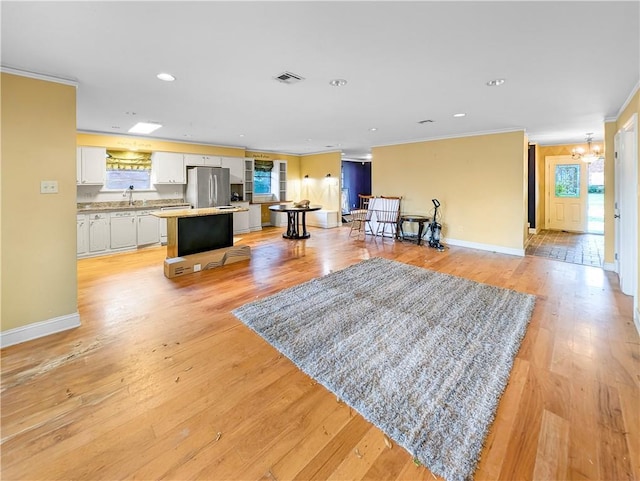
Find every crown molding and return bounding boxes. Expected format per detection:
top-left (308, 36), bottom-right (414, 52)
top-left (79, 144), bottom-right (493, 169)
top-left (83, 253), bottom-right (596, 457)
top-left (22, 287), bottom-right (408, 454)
top-left (1, 65), bottom-right (78, 87)
top-left (371, 128), bottom-right (525, 149)
top-left (616, 81), bottom-right (640, 119)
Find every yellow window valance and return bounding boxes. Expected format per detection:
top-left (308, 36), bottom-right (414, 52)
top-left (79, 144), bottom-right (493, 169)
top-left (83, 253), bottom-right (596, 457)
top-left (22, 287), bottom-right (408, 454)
top-left (254, 160), bottom-right (274, 172)
top-left (106, 150), bottom-right (152, 170)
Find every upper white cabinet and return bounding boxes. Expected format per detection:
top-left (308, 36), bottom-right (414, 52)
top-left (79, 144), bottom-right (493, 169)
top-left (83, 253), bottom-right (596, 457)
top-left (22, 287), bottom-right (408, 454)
top-left (77, 147), bottom-right (106, 185)
top-left (183, 154), bottom-right (222, 167)
top-left (221, 157), bottom-right (244, 184)
top-left (152, 152), bottom-right (185, 184)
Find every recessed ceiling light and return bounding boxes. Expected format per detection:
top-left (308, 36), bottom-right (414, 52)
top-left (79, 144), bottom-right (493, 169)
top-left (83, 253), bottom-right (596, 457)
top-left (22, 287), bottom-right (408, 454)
top-left (329, 79), bottom-right (347, 87)
top-left (453, 113), bottom-right (466, 118)
top-left (486, 78), bottom-right (505, 87)
top-left (128, 122), bottom-right (162, 134)
top-left (239, 134), bottom-right (245, 137)
top-left (369, 127), bottom-right (378, 132)
top-left (157, 72), bottom-right (176, 82)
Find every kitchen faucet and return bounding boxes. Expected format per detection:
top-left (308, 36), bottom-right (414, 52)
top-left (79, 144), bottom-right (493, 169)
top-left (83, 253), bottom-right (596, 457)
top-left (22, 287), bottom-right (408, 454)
top-left (123, 185), bottom-right (134, 206)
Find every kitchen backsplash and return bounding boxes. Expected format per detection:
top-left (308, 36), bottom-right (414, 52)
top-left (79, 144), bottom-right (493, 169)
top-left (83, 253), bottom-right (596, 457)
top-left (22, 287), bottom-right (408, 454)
top-left (77, 184), bottom-right (185, 204)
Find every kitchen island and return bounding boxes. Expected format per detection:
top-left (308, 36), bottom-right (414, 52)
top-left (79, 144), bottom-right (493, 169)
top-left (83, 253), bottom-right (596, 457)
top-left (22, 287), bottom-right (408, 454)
top-left (152, 206), bottom-right (251, 278)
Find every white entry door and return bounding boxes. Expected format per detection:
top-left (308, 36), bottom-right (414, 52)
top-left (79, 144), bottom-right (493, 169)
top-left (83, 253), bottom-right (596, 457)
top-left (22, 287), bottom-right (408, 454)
top-left (545, 155), bottom-right (588, 232)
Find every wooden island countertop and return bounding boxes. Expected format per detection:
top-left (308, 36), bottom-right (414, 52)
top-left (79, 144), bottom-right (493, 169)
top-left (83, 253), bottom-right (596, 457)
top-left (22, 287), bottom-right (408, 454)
top-left (151, 206), bottom-right (248, 219)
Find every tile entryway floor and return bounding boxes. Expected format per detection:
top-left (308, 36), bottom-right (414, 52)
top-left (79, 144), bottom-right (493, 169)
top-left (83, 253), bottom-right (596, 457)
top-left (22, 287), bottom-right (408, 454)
top-left (526, 230), bottom-right (604, 268)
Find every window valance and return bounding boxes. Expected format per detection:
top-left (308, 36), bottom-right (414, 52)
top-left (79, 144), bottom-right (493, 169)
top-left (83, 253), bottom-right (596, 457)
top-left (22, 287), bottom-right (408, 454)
top-left (254, 160), bottom-right (274, 172)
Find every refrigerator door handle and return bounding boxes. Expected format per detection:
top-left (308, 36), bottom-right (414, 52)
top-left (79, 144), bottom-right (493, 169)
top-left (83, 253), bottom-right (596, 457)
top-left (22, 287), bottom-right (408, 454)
top-left (208, 175), bottom-right (213, 206)
top-left (214, 174), bottom-right (218, 205)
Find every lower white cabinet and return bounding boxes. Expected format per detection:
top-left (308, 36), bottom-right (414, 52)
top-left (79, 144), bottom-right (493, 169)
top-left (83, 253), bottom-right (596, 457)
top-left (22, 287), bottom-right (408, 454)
top-left (88, 213), bottom-right (109, 253)
top-left (249, 204), bottom-right (262, 232)
top-left (232, 202), bottom-right (250, 234)
top-left (137, 210), bottom-right (159, 246)
top-left (110, 212), bottom-right (137, 249)
top-left (77, 214), bottom-right (89, 255)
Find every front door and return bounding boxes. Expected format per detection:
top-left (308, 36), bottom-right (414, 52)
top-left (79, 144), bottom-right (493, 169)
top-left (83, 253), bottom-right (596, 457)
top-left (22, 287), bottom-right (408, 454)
top-left (545, 155), bottom-right (588, 232)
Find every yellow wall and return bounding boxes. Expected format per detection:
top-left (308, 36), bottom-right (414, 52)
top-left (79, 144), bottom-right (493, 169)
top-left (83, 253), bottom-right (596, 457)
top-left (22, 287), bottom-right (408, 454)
top-left (299, 152), bottom-right (342, 213)
top-left (1, 73), bottom-right (78, 331)
top-left (77, 133), bottom-right (245, 157)
top-left (373, 131), bottom-right (528, 251)
top-left (604, 121), bottom-right (616, 263)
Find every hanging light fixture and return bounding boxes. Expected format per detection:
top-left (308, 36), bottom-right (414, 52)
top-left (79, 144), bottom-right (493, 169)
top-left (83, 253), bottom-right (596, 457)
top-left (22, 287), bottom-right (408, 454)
top-left (571, 133), bottom-right (603, 163)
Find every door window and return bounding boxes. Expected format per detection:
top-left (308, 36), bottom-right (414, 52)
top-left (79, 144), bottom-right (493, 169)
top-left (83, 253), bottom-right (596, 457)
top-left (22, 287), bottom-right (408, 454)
top-left (555, 164), bottom-right (580, 198)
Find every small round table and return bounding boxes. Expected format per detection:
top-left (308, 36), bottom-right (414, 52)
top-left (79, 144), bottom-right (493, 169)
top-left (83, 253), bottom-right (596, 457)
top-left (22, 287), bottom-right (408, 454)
top-left (398, 214), bottom-right (430, 245)
top-left (269, 204), bottom-right (322, 239)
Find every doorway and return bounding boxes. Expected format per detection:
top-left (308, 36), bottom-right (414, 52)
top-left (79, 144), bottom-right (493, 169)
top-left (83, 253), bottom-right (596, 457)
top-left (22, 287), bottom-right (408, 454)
top-left (587, 158), bottom-right (604, 234)
top-left (341, 160), bottom-right (372, 215)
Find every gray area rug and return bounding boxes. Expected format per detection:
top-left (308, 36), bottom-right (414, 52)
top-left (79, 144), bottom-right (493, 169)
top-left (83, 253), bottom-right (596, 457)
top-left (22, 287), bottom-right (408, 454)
top-left (233, 257), bottom-right (536, 481)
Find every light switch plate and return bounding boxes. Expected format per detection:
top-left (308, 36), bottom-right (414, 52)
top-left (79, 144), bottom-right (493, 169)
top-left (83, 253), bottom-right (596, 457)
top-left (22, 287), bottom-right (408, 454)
top-left (40, 180), bottom-right (59, 194)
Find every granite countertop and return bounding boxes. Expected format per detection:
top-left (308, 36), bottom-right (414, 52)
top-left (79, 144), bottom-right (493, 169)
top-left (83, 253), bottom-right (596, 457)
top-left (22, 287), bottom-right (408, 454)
top-left (77, 199), bottom-right (190, 213)
top-left (152, 206), bottom-right (249, 218)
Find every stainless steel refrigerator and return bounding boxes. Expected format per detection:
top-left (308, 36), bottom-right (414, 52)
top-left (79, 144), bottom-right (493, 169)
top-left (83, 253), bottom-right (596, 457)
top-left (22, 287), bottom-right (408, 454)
top-left (185, 167), bottom-right (231, 208)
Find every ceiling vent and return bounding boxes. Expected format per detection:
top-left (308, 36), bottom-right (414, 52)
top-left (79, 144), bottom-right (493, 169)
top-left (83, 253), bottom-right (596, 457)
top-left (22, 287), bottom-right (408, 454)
top-left (418, 119), bottom-right (435, 124)
top-left (274, 71), bottom-right (305, 84)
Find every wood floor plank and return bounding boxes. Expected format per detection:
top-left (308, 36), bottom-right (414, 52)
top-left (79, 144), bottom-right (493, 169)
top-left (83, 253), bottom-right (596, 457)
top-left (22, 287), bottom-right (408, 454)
top-left (532, 409), bottom-right (570, 480)
top-left (1, 226), bottom-right (637, 481)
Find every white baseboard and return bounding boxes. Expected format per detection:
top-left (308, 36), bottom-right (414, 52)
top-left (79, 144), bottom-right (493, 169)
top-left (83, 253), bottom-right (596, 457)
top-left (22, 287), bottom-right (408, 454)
top-left (603, 262), bottom-right (616, 272)
top-left (1, 312), bottom-right (81, 348)
top-left (443, 237), bottom-right (525, 257)
top-left (528, 227), bottom-right (538, 234)
top-left (635, 308), bottom-right (640, 336)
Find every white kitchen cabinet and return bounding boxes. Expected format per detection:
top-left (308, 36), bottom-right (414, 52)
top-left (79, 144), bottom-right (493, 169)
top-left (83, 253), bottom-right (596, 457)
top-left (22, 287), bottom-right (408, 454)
top-left (77, 214), bottom-right (89, 255)
top-left (77, 146), bottom-right (106, 185)
top-left (278, 161), bottom-right (287, 201)
top-left (110, 212), bottom-right (137, 249)
top-left (232, 202), bottom-right (250, 235)
top-left (184, 154), bottom-right (222, 167)
top-left (152, 152), bottom-right (186, 184)
top-left (244, 158), bottom-right (254, 203)
top-left (249, 204), bottom-right (262, 232)
top-left (221, 156), bottom-right (244, 184)
top-left (137, 210), bottom-right (159, 246)
top-left (88, 213), bottom-right (109, 253)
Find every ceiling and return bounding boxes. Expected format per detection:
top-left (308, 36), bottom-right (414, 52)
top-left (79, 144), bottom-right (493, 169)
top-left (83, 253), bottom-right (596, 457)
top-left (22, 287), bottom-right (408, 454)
top-left (2, 1), bottom-right (638, 160)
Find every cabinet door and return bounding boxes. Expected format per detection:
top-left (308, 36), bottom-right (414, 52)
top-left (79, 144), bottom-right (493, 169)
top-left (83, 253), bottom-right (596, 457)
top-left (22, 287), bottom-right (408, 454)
top-left (249, 204), bottom-right (262, 231)
top-left (278, 161), bottom-right (287, 201)
top-left (152, 152), bottom-right (186, 184)
top-left (78, 147), bottom-right (106, 185)
top-left (244, 159), bottom-right (254, 203)
top-left (183, 154), bottom-right (205, 167)
top-left (232, 210), bottom-right (250, 235)
top-left (89, 214), bottom-right (109, 252)
top-left (203, 156), bottom-right (222, 167)
top-left (137, 213), bottom-right (159, 245)
top-left (110, 213), bottom-right (137, 249)
top-left (77, 215), bottom-right (88, 254)
top-left (221, 157), bottom-right (243, 183)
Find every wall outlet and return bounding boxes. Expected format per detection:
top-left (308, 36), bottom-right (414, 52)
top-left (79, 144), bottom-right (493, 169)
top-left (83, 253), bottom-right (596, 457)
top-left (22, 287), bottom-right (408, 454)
top-left (40, 180), bottom-right (58, 194)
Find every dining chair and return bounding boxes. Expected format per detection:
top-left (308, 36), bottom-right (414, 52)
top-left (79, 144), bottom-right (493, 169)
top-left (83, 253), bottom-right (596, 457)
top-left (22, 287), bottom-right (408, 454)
top-left (374, 196), bottom-right (402, 239)
top-left (349, 194), bottom-right (374, 238)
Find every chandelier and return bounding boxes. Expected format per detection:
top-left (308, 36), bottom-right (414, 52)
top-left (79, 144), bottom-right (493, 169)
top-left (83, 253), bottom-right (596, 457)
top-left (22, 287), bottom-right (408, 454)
top-left (571, 133), bottom-right (603, 163)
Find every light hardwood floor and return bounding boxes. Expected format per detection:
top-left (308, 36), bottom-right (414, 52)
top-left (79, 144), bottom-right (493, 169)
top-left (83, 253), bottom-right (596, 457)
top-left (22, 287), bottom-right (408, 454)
top-left (1, 226), bottom-right (638, 480)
